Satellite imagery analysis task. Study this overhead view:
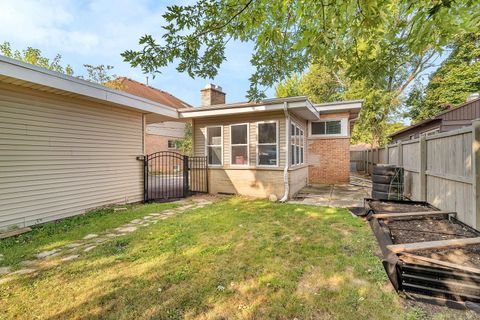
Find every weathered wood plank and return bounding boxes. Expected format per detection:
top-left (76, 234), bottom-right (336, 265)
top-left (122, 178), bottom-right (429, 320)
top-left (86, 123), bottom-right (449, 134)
top-left (373, 211), bottom-right (456, 219)
top-left (399, 252), bottom-right (480, 274)
top-left (387, 237), bottom-right (480, 253)
top-left (0, 227), bottom-right (32, 239)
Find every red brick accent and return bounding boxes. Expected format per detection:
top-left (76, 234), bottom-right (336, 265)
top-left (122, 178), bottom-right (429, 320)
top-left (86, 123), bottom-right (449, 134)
top-left (308, 138), bottom-right (350, 184)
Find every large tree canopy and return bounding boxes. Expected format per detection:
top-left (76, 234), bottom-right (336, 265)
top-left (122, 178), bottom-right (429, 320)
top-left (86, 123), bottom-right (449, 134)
top-left (122, 0), bottom-right (479, 101)
top-left (406, 32), bottom-right (480, 122)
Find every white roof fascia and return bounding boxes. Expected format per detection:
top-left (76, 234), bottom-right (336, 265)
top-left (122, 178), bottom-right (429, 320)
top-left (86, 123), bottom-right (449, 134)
top-left (0, 55), bottom-right (178, 119)
top-left (314, 100), bottom-right (363, 113)
top-left (179, 103), bottom-right (285, 118)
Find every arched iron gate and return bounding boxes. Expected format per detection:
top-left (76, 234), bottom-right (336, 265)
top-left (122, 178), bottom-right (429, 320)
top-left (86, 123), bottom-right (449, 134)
top-left (144, 151), bottom-right (208, 202)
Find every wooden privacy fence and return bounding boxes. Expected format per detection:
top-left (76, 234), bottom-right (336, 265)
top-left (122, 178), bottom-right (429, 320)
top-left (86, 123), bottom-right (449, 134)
top-left (351, 120), bottom-right (480, 229)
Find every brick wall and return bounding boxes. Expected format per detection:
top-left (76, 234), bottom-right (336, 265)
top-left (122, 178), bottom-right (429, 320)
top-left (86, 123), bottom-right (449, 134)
top-left (307, 137), bottom-right (350, 184)
top-left (145, 134), bottom-right (180, 154)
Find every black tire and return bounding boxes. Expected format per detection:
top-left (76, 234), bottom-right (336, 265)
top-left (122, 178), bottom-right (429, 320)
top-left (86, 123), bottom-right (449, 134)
top-left (373, 164), bottom-right (397, 176)
top-left (371, 174), bottom-right (393, 184)
top-left (371, 190), bottom-right (403, 200)
top-left (372, 183), bottom-right (402, 193)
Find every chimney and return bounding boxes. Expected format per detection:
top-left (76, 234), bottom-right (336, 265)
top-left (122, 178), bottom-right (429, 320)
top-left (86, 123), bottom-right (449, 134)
top-left (201, 84), bottom-right (225, 107)
top-left (467, 92), bottom-right (480, 102)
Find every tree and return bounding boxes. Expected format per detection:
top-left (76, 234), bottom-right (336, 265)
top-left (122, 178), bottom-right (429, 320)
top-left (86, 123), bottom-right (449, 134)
top-left (276, 64), bottom-right (345, 103)
top-left (0, 41), bottom-right (73, 75)
top-left (122, 0), bottom-right (477, 102)
top-left (81, 64), bottom-right (123, 90)
top-left (406, 32), bottom-right (480, 121)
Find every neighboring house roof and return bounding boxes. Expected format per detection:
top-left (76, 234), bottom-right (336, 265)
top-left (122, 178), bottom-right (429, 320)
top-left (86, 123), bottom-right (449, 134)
top-left (0, 55), bottom-right (178, 121)
top-left (113, 77), bottom-right (193, 109)
top-left (178, 97), bottom-right (362, 121)
top-left (390, 97), bottom-right (480, 138)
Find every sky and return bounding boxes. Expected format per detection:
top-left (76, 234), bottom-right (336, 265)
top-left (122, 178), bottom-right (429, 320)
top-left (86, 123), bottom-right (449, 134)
top-left (0, 0), bottom-right (274, 106)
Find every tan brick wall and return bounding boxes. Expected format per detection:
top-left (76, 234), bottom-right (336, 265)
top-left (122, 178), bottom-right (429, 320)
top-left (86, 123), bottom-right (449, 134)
top-left (145, 134), bottom-right (180, 155)
top-left (201, 88), bottom-right (226, 106)
top-left (307, 138), bottom-right (350, 184)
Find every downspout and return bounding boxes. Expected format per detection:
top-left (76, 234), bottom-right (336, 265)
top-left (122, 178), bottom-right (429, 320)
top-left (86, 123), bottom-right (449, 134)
top-left (280, 102), bottom-right (290, 202)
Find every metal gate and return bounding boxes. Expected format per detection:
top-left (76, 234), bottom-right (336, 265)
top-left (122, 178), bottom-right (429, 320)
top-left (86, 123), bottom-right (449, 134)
top-left (144, 151), bottom-right (208, 202)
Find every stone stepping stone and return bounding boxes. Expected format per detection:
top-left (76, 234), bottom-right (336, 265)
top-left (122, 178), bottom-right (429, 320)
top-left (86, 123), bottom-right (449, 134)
top-left (0, 254), bottom-right (4, 261)
top-left (130, 219), bottom-right (142, 224)
top-left (149, 213), bottom-right (162, 217)
top-left (115, 226), bottom-right (137, 233)
top-left (19, 260), bottom-right (36, 266)
top-left (61, 255), bottom-right (79, 262)
top-left (0, 267), bottom-right (11, 275)
top-left (65, 243), bottom-right (82, 248)
top-left (106, 233), bottom-right (117, 238)
top-left (94, 238), bottom-right (107, 244)
top-left (84, 246), bottom-right (97, 252)
top-left (83, 234), bottom-right (98, 240)
top-left (11, 268), bottom-right (36, 275)
top-left (36, 249), bottom-right (59, 259)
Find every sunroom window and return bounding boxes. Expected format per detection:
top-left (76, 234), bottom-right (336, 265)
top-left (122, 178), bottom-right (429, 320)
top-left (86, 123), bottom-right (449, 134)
top-left (257, 122), bottom-right (277, 166)
top-left (231, 124), bottom-right (249, 165)
top-left (290, 122), bottom-right (304, 166)
top-left (206, 126), bottom-right (222, 165)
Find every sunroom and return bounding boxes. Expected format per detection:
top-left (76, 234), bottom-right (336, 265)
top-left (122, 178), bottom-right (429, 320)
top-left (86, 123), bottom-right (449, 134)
top-left (178, 93), bottom-right (361, 199)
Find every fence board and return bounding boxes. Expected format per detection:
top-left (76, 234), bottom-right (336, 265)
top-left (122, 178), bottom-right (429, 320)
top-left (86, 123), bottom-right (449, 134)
top-left (356, 125), bottom-right (477, 228)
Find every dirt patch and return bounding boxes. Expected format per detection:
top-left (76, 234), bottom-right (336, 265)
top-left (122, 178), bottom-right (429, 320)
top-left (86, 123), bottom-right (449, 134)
top-left (387, 217), bottom-right (478, 244)
top-left (368, 201), bottom-right (433, 213)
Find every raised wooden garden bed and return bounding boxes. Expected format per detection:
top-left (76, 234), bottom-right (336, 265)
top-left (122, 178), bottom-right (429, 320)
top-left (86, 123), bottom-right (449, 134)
top-left (365, 199), bottom-right (480, 311)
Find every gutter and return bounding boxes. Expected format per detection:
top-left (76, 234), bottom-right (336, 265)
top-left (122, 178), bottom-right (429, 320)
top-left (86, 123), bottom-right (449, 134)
top-left (280, 101), bottom-right (290, 202)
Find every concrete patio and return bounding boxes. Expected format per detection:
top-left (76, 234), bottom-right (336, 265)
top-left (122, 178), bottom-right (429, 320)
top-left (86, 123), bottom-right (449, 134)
top-left (291, 174), bottom-right (371, 208)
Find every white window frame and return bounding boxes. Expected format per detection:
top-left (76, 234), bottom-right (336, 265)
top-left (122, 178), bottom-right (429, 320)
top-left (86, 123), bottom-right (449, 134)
top-left (230, 123), bottom-right (249, 166)
top-left (167, 139), bottom-right (179, 150)
top-left (256, 120), bottom-right (279, 167)
top-left (205, 125), bottom-right (223, 166)
top-left (309, 118), bottom-right (347, 137)
top-left (290, 121), bottom-right (305, 166)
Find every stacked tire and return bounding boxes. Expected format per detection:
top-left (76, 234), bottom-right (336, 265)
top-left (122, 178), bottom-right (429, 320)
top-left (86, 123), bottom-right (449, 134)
top-left (371, 164), bottom-right (404, 200)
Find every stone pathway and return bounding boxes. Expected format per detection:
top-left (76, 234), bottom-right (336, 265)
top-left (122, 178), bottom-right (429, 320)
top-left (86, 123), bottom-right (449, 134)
top-left (290, 175), bottom-right (371, 208)
top-left (0, 195), bottom-right (216, 283)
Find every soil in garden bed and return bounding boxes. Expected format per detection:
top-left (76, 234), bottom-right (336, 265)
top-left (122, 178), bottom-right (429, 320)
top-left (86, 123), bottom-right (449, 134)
top-left (368, 201), bottom-right (433, 214)
top-left (414, 246), bottom-right (480, 269)
top-left (386, 217), bottom-right (478, 244)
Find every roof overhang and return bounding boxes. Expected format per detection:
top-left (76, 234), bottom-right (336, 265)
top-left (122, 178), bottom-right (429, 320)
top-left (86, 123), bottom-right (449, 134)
top-left (0, 55), bottom-right (179, 122)
top-left (314, 100), bottom-right (363, 114)
top-left (179, 96), bottom-right (320, 121)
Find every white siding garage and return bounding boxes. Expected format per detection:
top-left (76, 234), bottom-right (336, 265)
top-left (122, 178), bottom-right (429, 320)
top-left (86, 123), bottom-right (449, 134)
top-left (0, 56), bottom-right (178, 229)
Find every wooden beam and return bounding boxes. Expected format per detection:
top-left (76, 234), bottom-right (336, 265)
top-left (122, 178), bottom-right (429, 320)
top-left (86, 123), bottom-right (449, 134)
top-left (0, 227), bottom-right (32, 240)
top-left (387, 237), bottom-right (480, 253)
top-left (373, 211), bottom-right (456, 219)
top-left (399, 252), bottom-right (480, 275)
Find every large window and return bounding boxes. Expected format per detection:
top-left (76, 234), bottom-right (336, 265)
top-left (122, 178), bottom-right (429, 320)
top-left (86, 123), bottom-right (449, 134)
top-left (311, 119), bottom-right (343, 136)
top-left (206, 126), bottom-right (222, 165)
top-left (230, 124), bottom-right (249, 165)
top-left (291, 122), bottom-right (304, 166)
top-left (257, 122), bottom-right (278, 166)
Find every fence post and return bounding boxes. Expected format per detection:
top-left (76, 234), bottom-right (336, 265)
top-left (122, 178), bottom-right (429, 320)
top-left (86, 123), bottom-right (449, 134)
top-left (472, 120), bottom-right (480, 229)
top-left (183, 155), bottom-right (189, 197)
top-left (419, 134), bottom-right (427, 201)
top-left (365, 148), bottom-right (369, 174)
top-left (386, 144), bottom-right (390, 164)
top-left (397, 141), bottom-right (403, 167)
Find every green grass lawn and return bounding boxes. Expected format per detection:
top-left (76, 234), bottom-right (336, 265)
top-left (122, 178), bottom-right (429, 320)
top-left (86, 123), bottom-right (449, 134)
top-left (0, 197), bottom-right (467, 319)
top-left (0, 202), bottom-right (178, 268)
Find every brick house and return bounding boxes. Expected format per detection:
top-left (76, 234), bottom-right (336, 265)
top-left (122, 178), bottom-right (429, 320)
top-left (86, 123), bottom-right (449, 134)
top-left (113, 77), bottom-right (192, 154)
top-left (178, 85), bottom-right (362, 199)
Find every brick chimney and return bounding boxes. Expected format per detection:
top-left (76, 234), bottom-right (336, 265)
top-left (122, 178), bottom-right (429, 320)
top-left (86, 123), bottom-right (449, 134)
top-left (201, 84), bottom-right (225, 107)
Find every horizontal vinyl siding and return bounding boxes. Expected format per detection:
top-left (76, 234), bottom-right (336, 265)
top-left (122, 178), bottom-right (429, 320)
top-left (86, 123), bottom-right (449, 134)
top-left (193, 111), bottom-right (286, 168)
top-left (0, 83), bottom-right (144, 229)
